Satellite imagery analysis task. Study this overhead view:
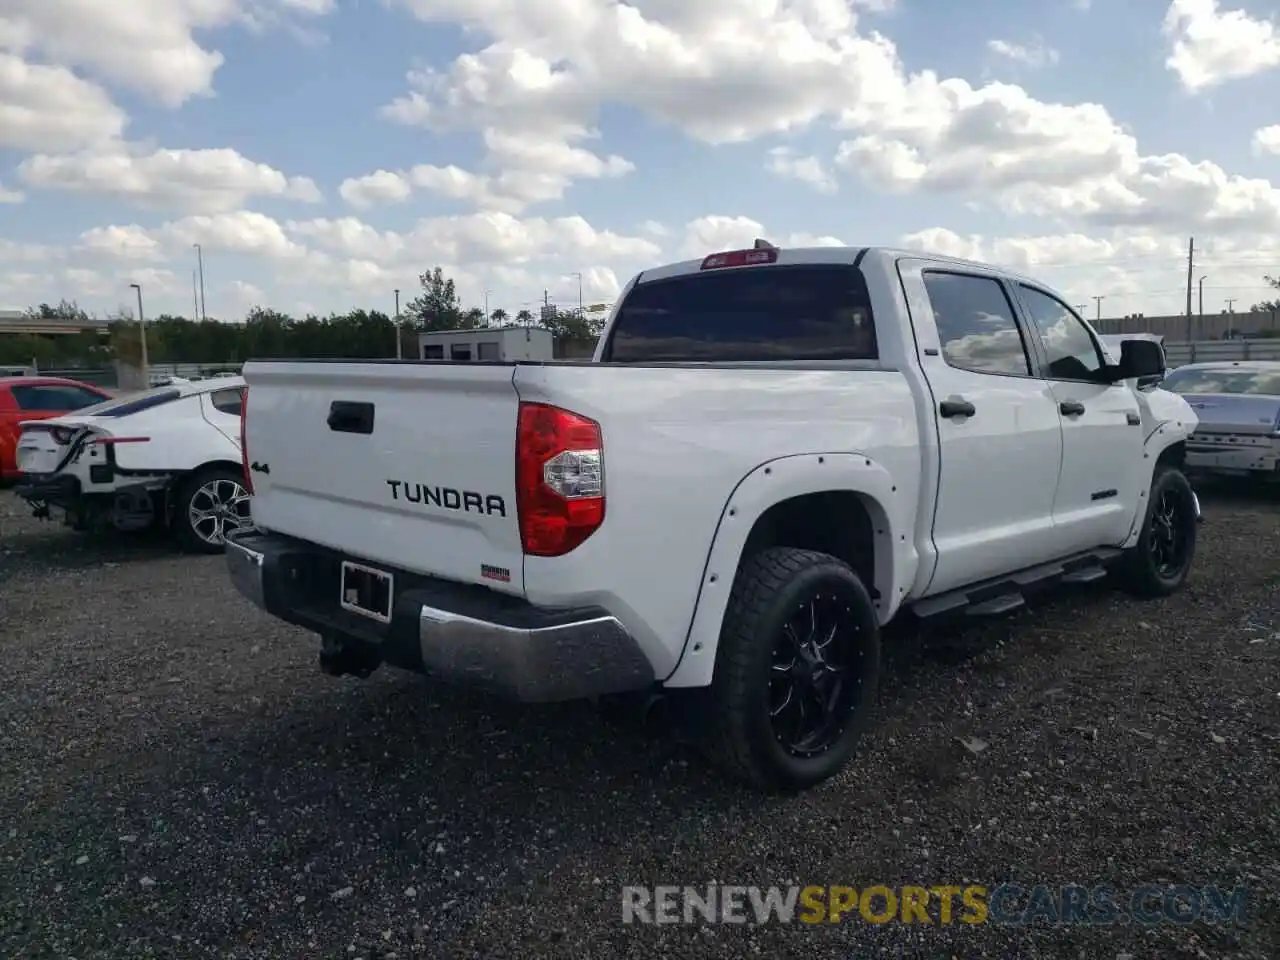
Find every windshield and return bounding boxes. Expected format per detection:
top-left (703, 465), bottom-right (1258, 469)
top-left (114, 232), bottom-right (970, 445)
top-left (1161, 367), bottom-right (1280, 396)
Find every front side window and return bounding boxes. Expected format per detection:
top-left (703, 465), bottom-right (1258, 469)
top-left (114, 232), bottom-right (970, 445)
top-left (1018, 285), bottom-right (1105, 381)
top-left (922, 272), bottom-right (1032, 377)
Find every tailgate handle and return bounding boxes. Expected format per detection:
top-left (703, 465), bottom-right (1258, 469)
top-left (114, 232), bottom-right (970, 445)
top-left (327, 400), bottom-right (375, 435)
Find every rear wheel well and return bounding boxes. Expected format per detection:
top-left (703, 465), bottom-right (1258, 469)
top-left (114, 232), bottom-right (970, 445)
top-left (737, 492), bottom-right (879, 600)
top-left (1156, 440), bottom-right (1186, 470)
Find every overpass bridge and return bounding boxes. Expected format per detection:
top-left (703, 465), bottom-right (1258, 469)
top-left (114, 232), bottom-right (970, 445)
top-left (0, 309), bottom-right (112, 336)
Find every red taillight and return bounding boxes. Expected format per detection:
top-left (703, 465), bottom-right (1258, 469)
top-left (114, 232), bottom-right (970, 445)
top-left (516, 402), bottom-right (604, 557)
top-left (240, 387), bottom-right (252, 494)
top-left (700, 248), bottom-right (778, 270)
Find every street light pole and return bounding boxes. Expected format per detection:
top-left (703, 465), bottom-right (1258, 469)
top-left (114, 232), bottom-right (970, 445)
top-left (484, 289), bottom-right (491, 325)
top-left (572, 272), bottom-right (583, 317)
top-left (193, 244), bottom-right (207, 321)
top-left (129, 283), bottom-right (149, 379)
top-left (394, 288), bottom-right (401, 360)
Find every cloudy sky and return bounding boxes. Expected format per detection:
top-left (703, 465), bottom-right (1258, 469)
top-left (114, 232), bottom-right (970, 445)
top-left (2, 0), bottom-right (1280, 323)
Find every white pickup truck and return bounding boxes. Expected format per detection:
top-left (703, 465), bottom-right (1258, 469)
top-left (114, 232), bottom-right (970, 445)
top-left (226, 243), bottom-right (1201, 792)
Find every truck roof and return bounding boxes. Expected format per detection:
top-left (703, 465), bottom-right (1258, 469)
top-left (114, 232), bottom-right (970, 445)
top-left (635, 245), bottom-right (1050, 290)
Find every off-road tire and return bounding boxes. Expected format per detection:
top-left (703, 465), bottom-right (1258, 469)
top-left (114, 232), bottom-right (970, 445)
top-left (695, 546), bottom-right (881, 792)
top-left (1115, 465), bottom-right (1198, 598)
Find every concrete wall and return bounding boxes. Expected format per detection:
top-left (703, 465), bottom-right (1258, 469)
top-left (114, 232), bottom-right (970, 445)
top-left (1095, 310), bottom-right (1280, 341)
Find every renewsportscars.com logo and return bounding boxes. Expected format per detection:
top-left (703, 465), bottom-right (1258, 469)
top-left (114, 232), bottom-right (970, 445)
top-left (621, 883), bottom-right (1252, 927)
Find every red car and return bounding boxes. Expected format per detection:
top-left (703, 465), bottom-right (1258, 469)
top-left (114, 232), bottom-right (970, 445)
top-left (0, 376), bottom-right (113, 482)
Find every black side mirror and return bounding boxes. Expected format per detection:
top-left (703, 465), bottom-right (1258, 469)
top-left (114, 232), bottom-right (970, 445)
top-left (1115, 339), bottom-right (1165, 382)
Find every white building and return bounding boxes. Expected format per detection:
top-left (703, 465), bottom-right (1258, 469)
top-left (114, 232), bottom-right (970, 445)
top-left (417, 326), bottom-right (554, 362)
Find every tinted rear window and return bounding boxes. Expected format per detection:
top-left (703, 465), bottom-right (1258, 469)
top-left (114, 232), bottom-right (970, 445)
top-left (603, 264), bottom-right (878, 362)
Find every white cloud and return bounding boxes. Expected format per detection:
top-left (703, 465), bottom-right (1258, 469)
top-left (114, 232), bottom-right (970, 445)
top-left (901, 225), bottom-right (1280, 318)
top-left (18, 145), bottom-right (323, 214)
top-left (0, 182), bottom-right (23, 203)
top-left (766, 146), bottom-right (837, 193)
top-left (0, 52), bottom-right (125, 151)
top-left (375, 0), bottom-right (1280, 246)
top-left (1253, 124), bottom-right (1280, 156)
top-left (340, 129), bottom-right (634, 213)
top-left (288, 211), bottom-right (661, 267)
top-left (1163, 0), bottom-right (1280, 92)
top-left (78, 224), bottom-right (165, 261)
top-left (0, 0), bottom-right (337, 108)
top-left (678, 216), bottom-right (844, 259)
top-left (987, 38), bottom-right (1059, 68)
top-left (338, 170), bottom-right (413, 209)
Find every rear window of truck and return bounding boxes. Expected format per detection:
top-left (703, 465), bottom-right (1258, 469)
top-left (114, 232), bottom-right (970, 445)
top-left (602, 264), bottom-right (878, 363)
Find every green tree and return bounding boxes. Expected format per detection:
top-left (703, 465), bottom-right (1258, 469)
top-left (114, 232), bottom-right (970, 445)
top-left (489, 307), bottom-right (508, 325)
top-left (463, 306), bottom-right (485, 327)
top-left (542, 307), bottom-right (603, 341)
top-left (404, 266), bottom-right (464, 331)
top-left (1251, 275), bottom-right (1279, 313)
top-left (514, 308), bottom-right (534, 325)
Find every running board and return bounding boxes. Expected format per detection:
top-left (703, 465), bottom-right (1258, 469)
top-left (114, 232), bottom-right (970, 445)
top-left (911, 548), bottom-right (1123, 620)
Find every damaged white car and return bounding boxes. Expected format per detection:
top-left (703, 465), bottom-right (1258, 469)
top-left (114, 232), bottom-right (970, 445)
top-left (13, 377), bottom-right (250, 553)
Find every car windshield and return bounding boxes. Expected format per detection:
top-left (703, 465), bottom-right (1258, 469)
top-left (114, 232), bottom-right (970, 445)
top-left (1161, 367), bottom-right (1280, 396)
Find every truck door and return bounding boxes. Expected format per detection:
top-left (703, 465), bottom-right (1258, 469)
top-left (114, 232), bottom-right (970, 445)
top-left (897, 261), bottom-right (1066, 596)
top-left (1012, 284), bottom-right (1145, 552)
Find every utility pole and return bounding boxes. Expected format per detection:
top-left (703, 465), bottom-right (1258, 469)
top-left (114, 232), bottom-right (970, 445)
top-left (192, 270), bottom-right (200, 321)
top-left (484, 289), bottom-right (490, 326)
top-left (1198, 275), bottom-right (1207, 339)
top-left (129, 283), bottom-right (150, 379)
top-left (394, 288), bottom-right (401, 360)
top-left (1184, 236), bottom-right (1194, 342)
top-left (1225, 298), bottom-right (1237, 313)
top-left (1073, 303), bottom-right (1088, 314)
top-left (572, 272), bottom-right (583, 318)
top-left (1092, 295), bottom-right (1105, 322)
top-left (193, 243), bottom-right (207, 321)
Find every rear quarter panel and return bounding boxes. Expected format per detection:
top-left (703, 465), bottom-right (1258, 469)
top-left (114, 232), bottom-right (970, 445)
top-left (513, 363), bottom-right (923, 682)
top-left (108, 394), bottom-right (241, 472)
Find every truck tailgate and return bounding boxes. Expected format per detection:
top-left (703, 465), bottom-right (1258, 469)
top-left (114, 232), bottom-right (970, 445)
top-left (243, 361), bottom-right (525, 595)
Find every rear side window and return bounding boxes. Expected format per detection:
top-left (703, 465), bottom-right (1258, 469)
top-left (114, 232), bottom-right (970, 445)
top-left (209, 387), bottom-right (245, 416)
top-left (603, 265), bottom-right (878, 362)
top-left (923, 272), bottom-right (1032, 377)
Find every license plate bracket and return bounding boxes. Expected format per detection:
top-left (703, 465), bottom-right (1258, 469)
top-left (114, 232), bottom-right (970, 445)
top-left (339, 560), bottom-right (394, 624)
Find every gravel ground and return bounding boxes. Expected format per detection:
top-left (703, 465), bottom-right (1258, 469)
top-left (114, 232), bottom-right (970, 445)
top-left (1, 487), bottom-right (1278, 959)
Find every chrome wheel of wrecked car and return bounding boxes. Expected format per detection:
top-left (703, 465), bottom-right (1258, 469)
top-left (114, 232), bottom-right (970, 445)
top-left (189, 477), bottom-right (250, 545)
top-left (174, 466), bottom-right (252, 554)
